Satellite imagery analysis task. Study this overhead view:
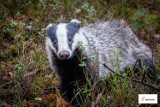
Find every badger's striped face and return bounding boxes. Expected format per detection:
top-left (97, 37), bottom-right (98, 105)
top-left (46, 20), bottom-right (81, 60)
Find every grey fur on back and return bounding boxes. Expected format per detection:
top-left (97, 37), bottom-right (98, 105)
top-left (80, 20), bottom-right (153, 78)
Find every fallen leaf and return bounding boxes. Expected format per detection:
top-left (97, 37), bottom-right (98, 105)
top-left (42, 88), bottom-right (70, 107)
top-left (56, 96), bottom-right (70, 107)
top-left (8, 72), bottom-right (15, 77)
top-left (42, 94), bottom-right (57, 101)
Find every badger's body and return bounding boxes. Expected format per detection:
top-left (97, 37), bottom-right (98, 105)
top-left (82, 20), bottom-right (154, 77)
top-left (45, 19), bottom-right (155, 105)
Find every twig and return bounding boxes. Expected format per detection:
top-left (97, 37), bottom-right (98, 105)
top-left (92, 93), bottom-right (102, 107)
top-left (126, 84), bottom-right (141, 98)
top-left (103, 64), bottom-right (160, 92)
top-left (127, 71), bottom-right (146, 98)
top-left (23, 70), bottom-right (38, 78)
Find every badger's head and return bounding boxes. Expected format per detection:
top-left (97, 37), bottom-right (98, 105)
top-left (46, 19), bottom-right (86, 60)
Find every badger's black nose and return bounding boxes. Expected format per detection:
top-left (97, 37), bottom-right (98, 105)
top-left (59, 51), bottom-right (70, 60)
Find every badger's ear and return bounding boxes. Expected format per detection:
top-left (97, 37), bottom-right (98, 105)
top-left (69, 19), bottom-right (81, 30)
top-left (45, 24), bottom-right (57, 37)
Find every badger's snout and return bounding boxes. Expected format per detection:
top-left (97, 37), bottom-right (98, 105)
top-left (59, 51), bottom-right (70, 60)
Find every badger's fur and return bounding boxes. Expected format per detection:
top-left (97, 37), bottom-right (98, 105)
top-left (45, 19), bottom-right (155, 105)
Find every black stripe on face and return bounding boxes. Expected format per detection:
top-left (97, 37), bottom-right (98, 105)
top-left (66, 22), bottom-right (80, 49)
top-left (46, 24), bottom-right (58, 52)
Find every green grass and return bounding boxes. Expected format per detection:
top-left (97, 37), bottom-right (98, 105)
top-left (0, 0), bottom-right (160, 106)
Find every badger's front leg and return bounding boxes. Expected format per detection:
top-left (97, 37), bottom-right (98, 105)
top-left (58, 69), bottom-right (85, 106)
top-left (60, 76), bottom-right (75, 103)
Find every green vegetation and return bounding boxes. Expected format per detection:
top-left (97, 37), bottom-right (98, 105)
top-left (0, 0), bottom-right (160, 106)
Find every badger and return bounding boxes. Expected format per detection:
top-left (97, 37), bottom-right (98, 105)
top-left (45, 19), bottom-right (155, 105)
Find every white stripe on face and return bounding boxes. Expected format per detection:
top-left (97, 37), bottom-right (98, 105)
top-left (46, 37), bottom-right (56, 52)
top-left (56, 23), bottom-right (72, 57)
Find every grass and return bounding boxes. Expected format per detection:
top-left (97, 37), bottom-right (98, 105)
top-left (0, 0), bottom-right (160, 106)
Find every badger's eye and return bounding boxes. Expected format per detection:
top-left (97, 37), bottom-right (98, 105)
top-left (68, 38), bottom-right (73, 44)
top-left (53, 40), bottom-right (57, 46)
